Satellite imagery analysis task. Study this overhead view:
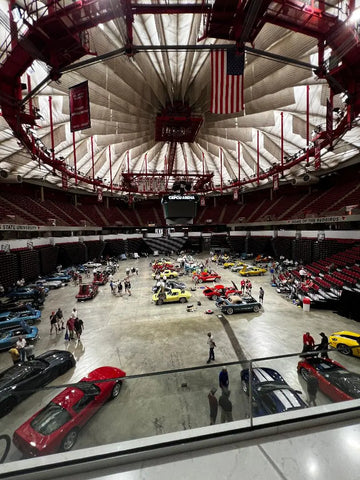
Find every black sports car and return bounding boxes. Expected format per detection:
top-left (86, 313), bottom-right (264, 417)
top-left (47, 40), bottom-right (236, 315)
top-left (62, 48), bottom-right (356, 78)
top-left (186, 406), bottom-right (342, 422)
top-left (0, 350), bottom-right (76, 417)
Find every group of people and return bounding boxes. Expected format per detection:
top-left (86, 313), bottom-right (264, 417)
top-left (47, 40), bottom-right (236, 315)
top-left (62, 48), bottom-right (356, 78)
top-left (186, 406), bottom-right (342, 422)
top-left (240, 279), bottom-right (252, 294)
top-left (208, 367), bottom-right (233, 424)
top-left (302, 331), bottom-right (329, 358)
top-left (9, 336), bottom-right (35, 364)
top-left (110, 277), bottom-right (132, 296)
top-left (65, 307), bottom-right (84, 340)
top-left (49, 308), bottom-right (65, 334)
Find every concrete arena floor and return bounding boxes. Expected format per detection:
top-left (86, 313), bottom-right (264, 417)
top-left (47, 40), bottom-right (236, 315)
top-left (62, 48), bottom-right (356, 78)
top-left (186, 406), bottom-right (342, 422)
top-left (2, 255), bottom-right (360, 462)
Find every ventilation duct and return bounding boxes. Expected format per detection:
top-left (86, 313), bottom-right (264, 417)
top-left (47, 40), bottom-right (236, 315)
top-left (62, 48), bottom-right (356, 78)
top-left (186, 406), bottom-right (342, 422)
top-left (0, 170), bottom-right (22, 183)
top-left (291, 173), bottom-right (319, 185)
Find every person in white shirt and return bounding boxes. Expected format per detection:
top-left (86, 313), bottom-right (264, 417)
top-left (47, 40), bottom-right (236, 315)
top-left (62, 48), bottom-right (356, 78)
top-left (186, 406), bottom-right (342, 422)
top-left (16, 336), bottom-right (27, 362)
top-left (207, 332), bottom-right (216, 364)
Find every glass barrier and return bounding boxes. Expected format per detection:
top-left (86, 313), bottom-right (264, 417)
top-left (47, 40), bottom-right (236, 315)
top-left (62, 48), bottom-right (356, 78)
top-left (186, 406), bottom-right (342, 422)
top-left (1, 348), bottom-right (358, 465)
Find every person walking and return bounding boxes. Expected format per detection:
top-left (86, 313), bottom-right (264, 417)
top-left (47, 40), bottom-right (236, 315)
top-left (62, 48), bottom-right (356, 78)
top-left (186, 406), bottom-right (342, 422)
top-left (206, 332), bottom-right (216, 363)
top-left (71, 307), bottom-right (78, 319)
top-left (56, 307), bottom-right (64, 331)
top-left (302, 332), bottom-right (315, 353)
top-left (219, 390), bottom-right (233, 422)
top-left (118, 281), bottom-right (123, 296)
top-left (66, 317), bottom-right (75, 340)
top-left (16, 336), bottom-right (27, 362)
top-left (307, 372), bottom-right (319, 406)
top-left (74, 317), bottom-right (84, 340)
top-left (219, 366), bottom-right (229, 392)
top-left (208, 387), bottom-right (218, 425)
top-left (50, 311), bottom-right (58, 334)
top-left (259, 286), bottom-right (264, 303)
top-left (124, 278), bottom-right (131, 296)
top-left (316, 332), bottom-right (329, 358)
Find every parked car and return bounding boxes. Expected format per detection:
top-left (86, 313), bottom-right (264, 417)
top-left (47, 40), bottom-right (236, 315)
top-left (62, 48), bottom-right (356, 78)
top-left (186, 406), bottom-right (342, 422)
top-left (152, 280), bottom-right (186, 293)
top-left (33, 278), bottom-right (63, 289)
top-left (8, 286), bottom-right (46, 302)
top-left (203, 282), bottom-right (242, 301)
top-left (83, 261), bottom-right (102, 268)
top-left (328, 331), bottom-right (360, 357)
top-left (0, 325), bottom-right (39, 351)
top-left (152, 269), bottom-right (179, 279)
top-left (93, 272), bottom-right (108, 285)
top-left (0, 350), bottom-right (75, 417)
top-left (0, 297), bottom-right (41, 313)
top-left (193, 271), bottom-right (221, 283)
top-left (13, 366), bottom-right (126, 456)
top-left (0, 306), bottom-right (41, 328)
top-left (76, 283), bottom-right (99, 301)
top-left (241, 366), bottom-right (307, 416)
top-left (152, 288), bottom-right (191, 305)
top-left (297, 356), bottom-right (360, 402)
top-left (152, 262), bottom-right (174, 271)
top-left (45, 273), bottom-right (71, 283)
top-left (239, 266), bottom-right (267, 276)
top-left (215, 295), bottom-right (261, 314)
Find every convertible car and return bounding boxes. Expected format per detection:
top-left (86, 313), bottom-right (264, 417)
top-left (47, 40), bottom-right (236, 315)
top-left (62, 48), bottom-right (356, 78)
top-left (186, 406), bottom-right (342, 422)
top-left (241, 367), bottom-right (307, 417)
top-left (215, 295), bottom-right (261, 315)
top-left (152, 269), bottom-right (178, 279)
top-left (328, 331), bottom-right (360, 357)
top-left (203, 284), bottom-right (242, 301)
top-left (13, 366), bottom-right (126, 456)
top-left (75, 283), bottom-right (99, 301)
top-left (0, 350), bottom-right (76, 417)
top-left (0, 306), bottom-right (41, 328)
top-left (239, 266), bottom-right (267, 276)
top-left (297, 356), bottom-right (360, 402)
top-left (152, 288), bottom-right (191, 305)
top-left (193, 271), bottom-right (221, 283)
top-left (0, 325), bottom-right (39, 351)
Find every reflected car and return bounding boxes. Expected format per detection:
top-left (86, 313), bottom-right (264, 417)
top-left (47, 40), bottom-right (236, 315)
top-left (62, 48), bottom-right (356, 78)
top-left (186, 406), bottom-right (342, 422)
top-left (152, 288), bottom-right (191, 305)
top-left (13, 366), bottom-right (126, 456)
top-left (193, 271), bottom-right (221, 283)
top-left (328, 331), bottom-right (360, 357)
top-left (0, 325), bottom-right (38, 351)
top-left (152, 269), bottom-right (178, 279)
top-left (215, 295), bottom-right (261, 315)
top-left (75, 283), bottom-right (99, 301)
top-left (239, 266), bottom-right (267, 276)
top-left (0, 306), bottom-right (41, 328)
top-left (297, 356), bottom-right (360, 402)
top-left (0, 350), bottom-right (76, 417)
top-left (241, 367), bottom-right (307, 416)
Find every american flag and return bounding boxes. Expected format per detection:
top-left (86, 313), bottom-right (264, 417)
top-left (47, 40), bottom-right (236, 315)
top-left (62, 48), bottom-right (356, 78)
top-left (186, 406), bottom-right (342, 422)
top-left (211, 49), bottom-right (244, 114)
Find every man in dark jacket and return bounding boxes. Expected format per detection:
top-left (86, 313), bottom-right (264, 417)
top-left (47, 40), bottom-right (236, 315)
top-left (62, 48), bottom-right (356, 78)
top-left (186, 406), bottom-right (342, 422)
top-left (219, 390), bottom-right (233, 422)
top-left (208, 387), bottom-right (218, 425)
top-left (219, 366), bottom-right (229, 392)
top-left (316, 332), bottom-right (329, 358)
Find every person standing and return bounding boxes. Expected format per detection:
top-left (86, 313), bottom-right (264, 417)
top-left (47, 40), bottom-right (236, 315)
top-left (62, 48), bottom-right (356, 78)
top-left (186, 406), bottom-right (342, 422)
top-left (74, 317), bottom-right (84, 340)
top-left (219, 390), bottom-right (233, 422)
top-left (206, 332), bottom-right (216, 363)
top-left (66, 316), bottom-right (75, 340)
top-left (240, 279), bottom-right (245, 294)
top-left (316, 332), bottom-right (329, 358)
top-left (56, 307), bottom-right (64, 331)
top-left (24, 341), bottom-right (35, 361)
top-left (307, 372), bottom-right (319, 406)
top-left (208, 387), bottom-right (218, 425)
top-left (71, 307), bottom-right (78, 320)
top-left (9, 347), bottom-right (20, 364)
top-left (259, 286), bottom-right (264, 303)
top-left (50, 311), bottom-right (58, 334)
top-left (118, 281), bottom-right (123, 296)
top-left (303, 332), bottom-right (315, 353)
top-left (124, 278), bottom-right (131, 296)
top-left (16, 336), bottom-right (27, 362)
top-left (219, 366), bottom-right (229, 392)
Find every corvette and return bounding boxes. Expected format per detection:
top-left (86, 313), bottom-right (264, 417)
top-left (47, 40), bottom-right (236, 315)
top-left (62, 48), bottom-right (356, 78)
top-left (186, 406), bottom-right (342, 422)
top-left (239, 266), bottom-right (267, 276)
top-left (152, 269), bottom-right (178, 279)
top-left (202, 284), bottom-right (242, 301)
top-left (13, 366), bottom-right (126, 456)
top-left (215, 295), bottom-right (262, 315)
top-left (328, 331), bottom-right (360, 357)
top-left (0, 325), bottom-right (38, 351)
top-left (193, 271), bottom-right (221, 283)
top-left (76, 283), bottom-right (99, 301)
top-left (152, 288), bottom-right (191, 305)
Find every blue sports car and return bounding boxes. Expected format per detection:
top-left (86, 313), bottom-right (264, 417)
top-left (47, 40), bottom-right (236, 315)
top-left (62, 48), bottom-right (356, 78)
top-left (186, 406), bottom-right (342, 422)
top-left (0, 306), bottom-right (41, 328)
top-left (241, 366), bottom-right (307, 416)
top-left (0, 325), bottom-right (39, 351)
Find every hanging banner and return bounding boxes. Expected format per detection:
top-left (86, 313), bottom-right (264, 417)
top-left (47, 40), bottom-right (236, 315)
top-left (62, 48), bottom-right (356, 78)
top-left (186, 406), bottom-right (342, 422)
top-left (62, 171), bottom-right (68, 190)
top-left (314, 140), bottom-right (321, 170)
top-left (233, 189), bottom-right (239, 200)
top-left (326, 98), bottom-right (332, 134)
top-left (273, 173), bottom-right (279, 191)
top-left (69, 81), bottom-right (91, 132)
top-left (97, 187), bottom-right (103, 202)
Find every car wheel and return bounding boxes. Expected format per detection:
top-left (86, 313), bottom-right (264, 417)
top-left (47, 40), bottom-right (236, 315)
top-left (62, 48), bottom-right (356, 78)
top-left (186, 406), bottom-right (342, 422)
top-left (198, 278), bottom-right (203, 283)
top-left (169, 275), bottom-right (173, 279)
top-left (300, 367), bottom-right (310, 381)
top-left (179, 297), bottom-right (187, 303)
top-left (0, 397), bottom-right (16, 417)
top-left (241, 380), bottom-right (248, 394)
top-left (110, 381), bottom-right (122, 399)
top-left (211, 294), bottom-right (218, 301)
top-left (253, 305), bottom-right (260, 313)
top-left (337, 344), bottom-right (352, 356)
top-left (157, 298), bottom-right (164, 305)
top-left (61, 429), bottom-right (78, 452)
top-left (226, 307), bottom-right (234, 315)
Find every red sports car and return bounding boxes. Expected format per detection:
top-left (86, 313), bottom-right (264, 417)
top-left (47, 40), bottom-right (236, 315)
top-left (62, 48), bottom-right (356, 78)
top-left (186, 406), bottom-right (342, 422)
top-left (93, 272), bottom-right (108, 285)
top-left (193, 271), bottom-right (221, 283)
top-left (13, 366), bottom-right (126, 457)
top-left (203, 284), bottom-right (241, 300)
top-left (297, 356), bottom-right (360, 402)
top-left (75, 283), bottom-right (98, 300)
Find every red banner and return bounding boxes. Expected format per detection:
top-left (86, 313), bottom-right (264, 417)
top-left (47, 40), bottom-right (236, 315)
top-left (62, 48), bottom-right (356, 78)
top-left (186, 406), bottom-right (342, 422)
top-left (62, 171), bottom-right (68, 190)
top-left (273, 173), bottom-right (279, 191)
top-left (69, 81), bottom-right (91, 132)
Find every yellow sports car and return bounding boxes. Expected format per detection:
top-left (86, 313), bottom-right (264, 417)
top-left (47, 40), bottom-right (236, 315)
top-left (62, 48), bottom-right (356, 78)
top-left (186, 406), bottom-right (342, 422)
top-left (152, 269), bottom-right (179, 279)
top-left (239, 266), bottom-right (267, 276)
top-left (152, 288), bottom-right (191, 305)
top-left (329, 331), bottom-right (360, 357)
top-left (223, 261), bottom-right (236, 268)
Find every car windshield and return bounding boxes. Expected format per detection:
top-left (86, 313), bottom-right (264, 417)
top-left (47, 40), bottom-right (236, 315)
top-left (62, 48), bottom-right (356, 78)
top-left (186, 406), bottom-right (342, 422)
top-left (325, 371), bottom-right (360, 398)
top-left (31, 402), bottom-right (72, 435)
top-left (77, 381), bottom-right (101, 395)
